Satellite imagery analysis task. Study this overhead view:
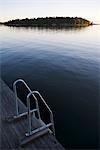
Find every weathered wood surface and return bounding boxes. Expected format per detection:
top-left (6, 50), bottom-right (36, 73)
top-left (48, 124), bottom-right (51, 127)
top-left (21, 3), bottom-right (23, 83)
top-left (0, 78), bottom-right (65, 149)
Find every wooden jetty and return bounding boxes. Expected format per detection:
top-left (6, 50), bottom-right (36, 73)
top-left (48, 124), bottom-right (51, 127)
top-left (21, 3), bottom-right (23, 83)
top-left (0, 78), bottom-right (65, 149)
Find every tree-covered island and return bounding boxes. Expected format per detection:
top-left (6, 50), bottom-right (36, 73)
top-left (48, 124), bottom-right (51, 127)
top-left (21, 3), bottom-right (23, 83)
top-left (3, 17), bottom-right (93, 27)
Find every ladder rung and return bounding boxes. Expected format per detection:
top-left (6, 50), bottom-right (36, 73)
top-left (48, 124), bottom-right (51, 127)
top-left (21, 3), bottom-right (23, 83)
top-left (21, 128), bottom-right (49, 146)
top-left (13, 109), bottom-right (38, 120)
top-left (25, 123), bottom-right (52, 137)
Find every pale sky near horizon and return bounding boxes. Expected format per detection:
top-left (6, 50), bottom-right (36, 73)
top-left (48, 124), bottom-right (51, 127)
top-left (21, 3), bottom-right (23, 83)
top-left (0, 0), bottom-right (100, 23)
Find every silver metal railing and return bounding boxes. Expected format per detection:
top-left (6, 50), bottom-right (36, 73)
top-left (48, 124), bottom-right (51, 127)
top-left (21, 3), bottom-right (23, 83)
top-left (13, 79), bottom-right (55, 136)
top-left (26, 91), bottom-right (55, 136)
top-left (13, 79), bottom-right (40, 120)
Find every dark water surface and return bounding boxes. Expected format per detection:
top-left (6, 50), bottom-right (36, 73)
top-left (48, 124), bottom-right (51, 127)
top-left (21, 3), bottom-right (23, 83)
top-left (0, 25), bottom-right (100, 149)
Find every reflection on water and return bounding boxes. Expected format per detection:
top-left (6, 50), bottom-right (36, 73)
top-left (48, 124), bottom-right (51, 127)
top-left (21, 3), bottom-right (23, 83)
top-left (0, 25), bottom-right (100, 149)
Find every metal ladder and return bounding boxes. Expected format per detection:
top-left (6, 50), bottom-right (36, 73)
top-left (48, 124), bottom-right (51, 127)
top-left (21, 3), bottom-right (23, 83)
top-left (13, 79), bottom-right (55, 140)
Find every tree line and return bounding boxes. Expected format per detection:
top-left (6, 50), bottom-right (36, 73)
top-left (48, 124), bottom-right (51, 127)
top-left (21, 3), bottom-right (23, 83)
top-left (4, 17), bottom-right (93, 27)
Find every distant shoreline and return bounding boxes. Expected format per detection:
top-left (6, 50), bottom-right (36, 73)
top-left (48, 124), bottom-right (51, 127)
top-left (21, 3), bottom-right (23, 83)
top-left (1, 17), bottom-right (93, 28)
top-left (92, 23), bottom-right (100, 25)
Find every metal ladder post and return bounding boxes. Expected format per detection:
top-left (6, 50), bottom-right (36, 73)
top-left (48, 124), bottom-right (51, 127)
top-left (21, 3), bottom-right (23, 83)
top-left (26, 91), bottom-right (55, 136)
top-left (13, 79), bottom-right (41, 120)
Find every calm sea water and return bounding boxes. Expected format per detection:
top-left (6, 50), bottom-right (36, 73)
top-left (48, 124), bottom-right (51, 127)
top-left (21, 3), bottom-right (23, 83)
top-left (0, 25), bottom-right (100, 149)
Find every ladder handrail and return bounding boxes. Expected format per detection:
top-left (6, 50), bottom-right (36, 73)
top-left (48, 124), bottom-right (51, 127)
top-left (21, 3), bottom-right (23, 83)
top-left (33, 91), bottom-right (55, 135)
top-left (13, 79), bottom-right (55, 136)
top-left (13, 79), bottom-right (32, 93)
top-left (27, 91), bottom-right (52, 113)
top-left (13, 79), bottom-right (41, 119)
top-left (27, 91), bottom-right (55, 136)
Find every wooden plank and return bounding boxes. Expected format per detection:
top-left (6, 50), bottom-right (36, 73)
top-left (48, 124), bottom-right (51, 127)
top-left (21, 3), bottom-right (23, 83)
top-left (0, 78), bottom-right (65, 149)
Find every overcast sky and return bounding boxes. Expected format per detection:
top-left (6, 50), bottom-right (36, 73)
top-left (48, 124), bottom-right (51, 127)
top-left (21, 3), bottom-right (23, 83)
top-left (0, 0), bottom-right (100, 23)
